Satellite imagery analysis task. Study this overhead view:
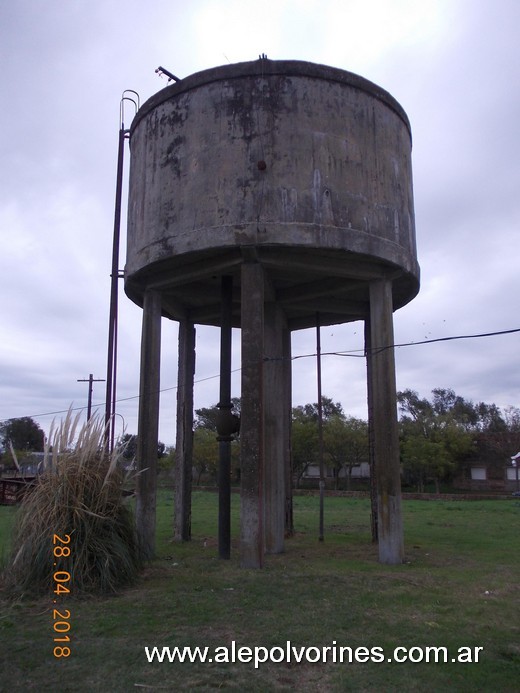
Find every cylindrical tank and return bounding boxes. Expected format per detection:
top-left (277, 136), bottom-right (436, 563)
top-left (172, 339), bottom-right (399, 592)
top-left (125, 59), bottom-right (419, 329)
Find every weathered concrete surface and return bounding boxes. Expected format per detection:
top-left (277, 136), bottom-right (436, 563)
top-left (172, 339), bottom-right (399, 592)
top-left (135, 289), bottom-right (162, 560)
top-left (217, 275), bottom-right (233, 560)
top-left (125, 59), bottom-right (419, 330)
top-left (365, 317), bottom-right (379, 544)
top-left (263, 302), bottom-right (287, 553)
top-left (368, 279), bottom-right (404, 564)
top-left (240, 261), bottom-right (265, 568)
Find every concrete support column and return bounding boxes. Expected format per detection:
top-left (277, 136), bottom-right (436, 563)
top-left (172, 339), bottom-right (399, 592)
top-left (368, 279), bottom-right (404, 564)
top-left (365, 317), bottom-right (378, 544)
top-left (240, 261), bottom-right (265, 568)
top-left (263, 302), bottom-right (286, 554)
top-left (217, 276), bottom-right (233, 560)
top-left (174, 319), bottom-right (196, 542)
top-left (136, 289), bottom-right (162, 560)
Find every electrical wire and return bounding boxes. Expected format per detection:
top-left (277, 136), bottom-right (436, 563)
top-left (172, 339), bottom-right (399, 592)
top-left (269, 327), bottom-right (520, 362)
top-left (0, 369), bottom-right (242, 423)
top-left (1, 328), bottom-right (518, 424)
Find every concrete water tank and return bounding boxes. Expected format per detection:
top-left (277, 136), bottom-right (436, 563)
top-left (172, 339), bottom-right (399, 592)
top-left (125, 59), bottom-right (419, 327)
top-left (125, 58), bottom-right (420, 567)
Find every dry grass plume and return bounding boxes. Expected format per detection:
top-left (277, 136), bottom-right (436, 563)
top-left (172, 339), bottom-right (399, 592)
top-left (3, 410), bottom-right (142, 596)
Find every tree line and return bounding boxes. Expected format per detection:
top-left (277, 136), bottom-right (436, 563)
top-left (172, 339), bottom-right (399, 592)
top-left (397, 388), bottom-right (520, 491)
top-left (2, 389), bottom-right (519, 491)
top-left (189, 389), bottom-right (520, 491)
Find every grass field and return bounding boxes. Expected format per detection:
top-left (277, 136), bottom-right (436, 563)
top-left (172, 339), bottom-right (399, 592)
top-left (0, 490), bottom-right (519, 692)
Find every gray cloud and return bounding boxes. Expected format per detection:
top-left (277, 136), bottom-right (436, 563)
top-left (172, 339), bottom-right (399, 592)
top-left (1, 0), bottom-right (519, 445)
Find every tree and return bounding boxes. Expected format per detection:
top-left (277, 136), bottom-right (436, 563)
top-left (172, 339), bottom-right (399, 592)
top-left (396, 389), bottom-right (434, 437)
top-left (504, 406), bottom-right (520, 432)
top-left (194, 397), bottom-right (241, 431)
top-left (472, 405), bottom-right (520, 477)
top-left (474, 402), bottom-right (507, 433)
top-left (192, 428), bottom-right (219, 485)
top-left (0, 417), bottom-right (45, 452)
top-left (159, 445), bottom-right (175, 471)
top-left (116, 434), bottom-right (166, 464)
top-left (291, 414), bottom-right (319, 487)
top-left (193, 399), bottom-right (240, 483)
top-left (291, 397), bottom-right (368, 489)
top-left (119, 433), bottom-right (138, 461)
top-left (291, 397), bottom-right (344, 487)
top-left (400, 436), bottom-right (450, 493)
top-left (398, 389), bottom-right (474, 492)
top-left (324, 416), bottom-right (368, 490)
top-left (292, 396), bottom-right (344, 424)
top-left (194, 406), bottom-right (219, 432)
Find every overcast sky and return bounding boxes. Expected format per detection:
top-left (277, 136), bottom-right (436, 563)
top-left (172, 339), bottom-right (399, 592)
top-left (1, 0), bottom-right (519, 446)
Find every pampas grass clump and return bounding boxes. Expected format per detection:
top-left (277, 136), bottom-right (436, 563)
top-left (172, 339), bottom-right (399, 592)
top-left (4, 411), bottom-right (142, 596)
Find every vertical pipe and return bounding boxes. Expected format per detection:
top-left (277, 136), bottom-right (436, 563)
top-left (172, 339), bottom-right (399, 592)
top-left (283, 326), bottom-right (294, 537)
top-left (316, 313), bottom-right (325, 542)
top-left (105, 127), bottom-right (126, 451)
top-left (174, 319), bottom-right (196, 541)
top-left (111, 304), bottom-right (118, 452)
top-left (135, 289), bottom-right (162, 560)
top-left (218, 276), bottom-right (233, 560)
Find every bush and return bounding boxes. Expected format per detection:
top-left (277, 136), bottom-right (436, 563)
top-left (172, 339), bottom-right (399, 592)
top-left (3, 411), bottom-right (142, 596)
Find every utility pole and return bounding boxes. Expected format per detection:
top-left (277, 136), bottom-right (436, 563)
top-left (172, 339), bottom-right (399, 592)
top-left (77, 374), bottom-right (105, 421)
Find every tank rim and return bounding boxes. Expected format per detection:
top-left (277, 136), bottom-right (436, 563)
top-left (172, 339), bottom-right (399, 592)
top-left (130, 58), bottom-right (411, 139)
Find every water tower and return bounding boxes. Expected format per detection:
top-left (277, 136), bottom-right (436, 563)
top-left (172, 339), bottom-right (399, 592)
top-left (124, 58), bottom-right (419, 566)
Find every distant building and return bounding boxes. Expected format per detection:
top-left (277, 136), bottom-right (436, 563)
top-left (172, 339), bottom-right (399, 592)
top-left (455, 456), bottom-right (520, 492)
top-left (303, 462), bottom-right (370, 480)
top-left (0, 451), bottom-right (44, 477)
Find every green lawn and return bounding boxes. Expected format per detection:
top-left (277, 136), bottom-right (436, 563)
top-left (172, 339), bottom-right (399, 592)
top-left (1, 490), bottom-right (519, 692)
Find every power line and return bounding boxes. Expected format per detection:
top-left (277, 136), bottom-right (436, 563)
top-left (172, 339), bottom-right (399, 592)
top-left (0, 369), bottom-right (242, 423)
top-left (375, 327), bottom-right (520, 354)
top-left (2, 328), bottom-right (518, 424)
top-left (275, 327), bottom-right (520, 361)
